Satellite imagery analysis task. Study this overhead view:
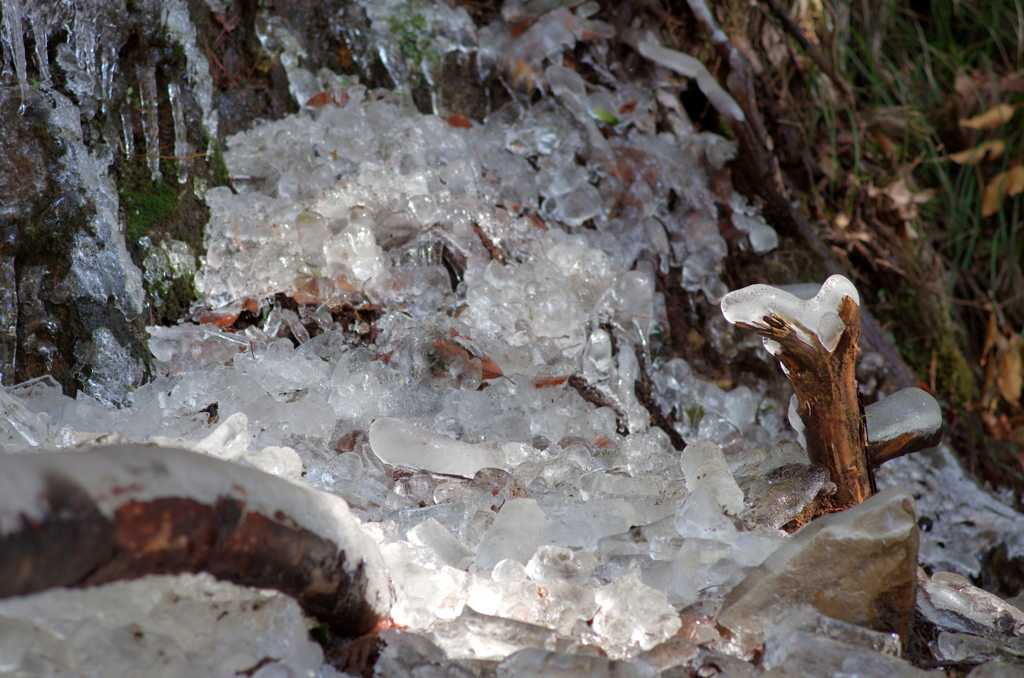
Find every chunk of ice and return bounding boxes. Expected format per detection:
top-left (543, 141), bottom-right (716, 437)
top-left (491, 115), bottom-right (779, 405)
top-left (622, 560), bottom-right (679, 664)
top-left (721, 274), bottom-right (859, 353)
top-left (475, 498), bottom-right (546, 571)
top-left (369, 417), bottom-right (509, 477)
top-left (592, 573), bottom-right (682, 657)
top-left (637, 39), bottom-right (744, 122)
top-left (679, 440), bottom-right (745, 515)
top-left (865, 387), bottom-right (942, 445)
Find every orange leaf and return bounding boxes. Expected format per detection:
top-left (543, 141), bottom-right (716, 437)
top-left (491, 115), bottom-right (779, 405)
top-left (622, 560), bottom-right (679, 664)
top-left (305, 91), bottom-right (349, 109)
top-left (532, 374), bottom-right (568, 388)
top-left (961, 103), bottom-right (1015, 130)
top-left (995, 333), bottom-right (1023, 406)
top-left (982, 166), bottom-right (1024, 217)
top-left (481, 355), bottom-right (504, 380)
top-left (446, 114), bottom-right (473, 129)
top-left (872, 130), bottom-right (896, 158)
top-left (199, 301), bottom-right (243, 327)
top-left (948, 139), bottom-right (1006, 164)
top-left (510, 18), bottom-right (533, 38)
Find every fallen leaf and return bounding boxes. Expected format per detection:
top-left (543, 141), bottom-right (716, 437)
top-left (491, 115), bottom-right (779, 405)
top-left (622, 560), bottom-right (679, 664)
top-left (996, 333), bottom-right (1023, 406)
top-left (511, 60), bottom-right (536, 91)
top-left (961, 103), bottom-right (1015, 130)
top-left (446, 114), bottom-right (473, 129)
top-left (872, 130), bottom-right (896, 158)
top-left (305, 91), bottom-right (349, 109)
top-left (867, 178), bottom-right (937, 223)
top-left (981, 166), bottom-right (1024, 217)
top-left (430, 339), bottom-right (503, 381)
top-left (532, 374), bottom-right (569, 388)
top-left (510, 18), bottom-right (533, 38)
top-left (199, 301), bottom-right (244, 327)
top-left (948, 139), bottom-right (1006, 164)
top-left (480, 355), bottom-right (504, 380)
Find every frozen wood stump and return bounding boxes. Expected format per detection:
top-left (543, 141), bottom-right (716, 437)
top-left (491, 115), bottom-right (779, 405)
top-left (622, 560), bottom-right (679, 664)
top-left (722, 276), bottom-right (943, 512)
top-left (0, 445), bottom-right (393, 637)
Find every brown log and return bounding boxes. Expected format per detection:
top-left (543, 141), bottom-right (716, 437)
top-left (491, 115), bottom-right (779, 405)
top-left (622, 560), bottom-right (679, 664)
top-left (0, 445), bottom-right (392, 637)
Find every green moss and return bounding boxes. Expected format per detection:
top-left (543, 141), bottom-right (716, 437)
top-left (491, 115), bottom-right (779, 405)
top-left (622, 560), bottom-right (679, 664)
top-left (207, 138), bottom-right (230, 187)
top-left (888, 287), bottom-right (979, 403)
top-left (122, 179), bottom-right (178, 242)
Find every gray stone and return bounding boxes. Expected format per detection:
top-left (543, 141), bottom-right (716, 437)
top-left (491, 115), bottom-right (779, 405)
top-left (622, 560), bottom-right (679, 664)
top-left (717, 486), bottom-right (919, 656)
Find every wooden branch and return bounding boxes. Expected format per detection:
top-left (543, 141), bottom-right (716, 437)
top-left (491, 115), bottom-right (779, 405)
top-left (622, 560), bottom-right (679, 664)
top-left (738, 296), bottom-right (871, 508)
top-left (0, 445), bottom-right (392, 637)
top-left (868, 427), bottom-right (942, 467)
top-left (761, 0), bottom-right (853, 102)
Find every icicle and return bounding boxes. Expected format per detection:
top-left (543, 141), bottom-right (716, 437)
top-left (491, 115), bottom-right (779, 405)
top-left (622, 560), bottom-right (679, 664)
top-left (28, 4), bottom-right (48, 84)
top-left (2, 0), bottom-right (29, 110)
top-left (120, 102), bottom-right (134, 158)
top-left (136, 61), bottom-right (162, 182)
top-left (168, 80), bottom-right (190, 184)
top-left (98, 42), bottom-right (118, 115)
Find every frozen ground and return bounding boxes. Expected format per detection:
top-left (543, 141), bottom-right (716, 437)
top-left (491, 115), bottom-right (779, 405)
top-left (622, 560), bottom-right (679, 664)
top-left (2, 0), bottom-right (1024, 676)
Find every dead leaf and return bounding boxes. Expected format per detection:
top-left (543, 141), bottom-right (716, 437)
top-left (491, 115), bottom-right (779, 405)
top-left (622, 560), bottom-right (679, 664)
top-left (996, 333), bottom-right (1023, 406)
top-left (948, 139), bottom-right (1006, 164)
top-left (305, 91), bottom-right (349, 109)
top-left (872, 130), bottom-right (896, 158)
top-left (980, 311), bottom-right (998, 366)
top-left (446, 114), bottom-right (473, 129)
top-left (480, 355), bottom-right (504, 380)
top-left (981, 166), bottom-right (1024, 217)
top-left (961, 103), bottom-right (1015, 130)
top-left (867, 178), bottom-right (937, 223)
top-left (430, 338), bottom-right (503, 381)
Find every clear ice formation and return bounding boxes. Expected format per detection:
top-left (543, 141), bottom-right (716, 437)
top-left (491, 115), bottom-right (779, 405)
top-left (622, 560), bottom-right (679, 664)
top-left (2, 0), bottom-right (1023, 675)
top-left (679, 440), bottom-right (745, 516)
top-left (369, 416), bottom-right (525, 478)
top-left (0, 574), bottom-right (329, 678)
top-left (636, 39), bottom-right (745, 122)
top-left (742, 463), bottom-right (835, 531)
top-left (918, 571), bottom-right (1024, 638)
top-left (721, 274), bottom-right (860, 354)
top-left (865, 386), bottom-right (943, 445)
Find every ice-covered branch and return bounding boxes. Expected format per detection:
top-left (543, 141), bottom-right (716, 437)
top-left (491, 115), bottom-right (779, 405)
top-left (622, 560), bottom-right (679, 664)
top-left (721, 276), bottom-right (942, 511)
top-left (722, 275), bottom-right (870, 509)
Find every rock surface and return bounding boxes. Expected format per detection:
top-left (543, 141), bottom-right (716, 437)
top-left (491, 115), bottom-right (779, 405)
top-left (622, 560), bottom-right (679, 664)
top-left (717, 486), bottom-right (919, 656)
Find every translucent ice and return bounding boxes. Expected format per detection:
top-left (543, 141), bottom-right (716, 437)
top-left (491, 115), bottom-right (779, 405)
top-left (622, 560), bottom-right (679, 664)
top-left (721, 274), bottom-right (860, 354)
top-left (865, 387), bottom-right (943, 448)
top-left (369, 417), bottom-right (511, 477)
top-left (0, 574), bottom-right (327, 678)
top-left (431, 607), bottom-right (559, 661)
top-left (743, 463), bottom-right (836, 530)
top-left (918, 570), bottom-right (1024, 637)
top-left (592, 573), bottom-right (682, 658)
top-left (679, 440), bottom-right (745, 515)
top-left (637, 39), bottom-right (745, 122)
top-left (475, 498), bottom-right (546, 571)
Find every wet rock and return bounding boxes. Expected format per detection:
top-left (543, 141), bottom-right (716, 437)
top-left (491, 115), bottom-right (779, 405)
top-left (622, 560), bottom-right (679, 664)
top-left (496, 648), bottom-right (649, 678)
top-left (760, 606), bottom-right (938, 678)
top-left (966, 661), bottom-right (1024, 677)
top-left (932, 631), bottom-right (1024, 664)
top-left (717, 486), bottom-right (919, 657)
top-left (917, 570), bottom-right (1024, 638)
